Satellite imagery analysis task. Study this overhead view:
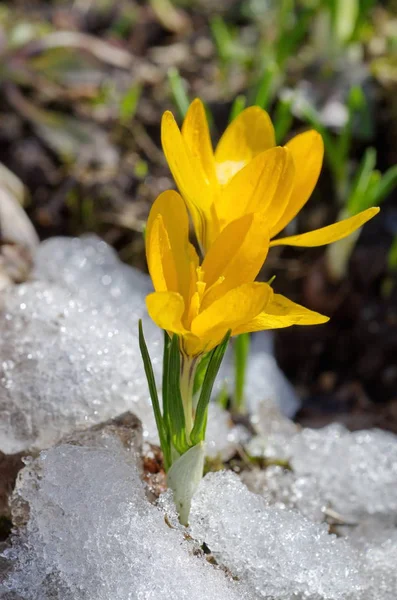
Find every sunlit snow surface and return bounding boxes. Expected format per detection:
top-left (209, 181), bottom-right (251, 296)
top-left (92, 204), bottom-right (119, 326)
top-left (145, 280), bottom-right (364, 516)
top-left (3, 442), bottom-right (395, 600)
top-left (1, 444), bottom-right (254, 600)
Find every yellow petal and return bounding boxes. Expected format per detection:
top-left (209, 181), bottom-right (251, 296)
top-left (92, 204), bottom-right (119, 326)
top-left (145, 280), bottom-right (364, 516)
top-left (146, 291), bottom-right (188, 335)
top-left (146, 190), bottom-right (198, 299)
top-left (161, 111), bottom-right (214, 249)
top-left (146, 214), bottom-right (177, 293)
top-left (214, 106), bottom-right (276, 185)
top-left (233, 293), bottom-right (329, 334)
top-left (191, 282), bottom-right (272, 340)
top-left (182, 99), bottom-right (218, 188)
top-left (201, 212), bottom-right (270, 305)
top-left (181, 334), bottom-right (210, 357)
top-left (270, 207), bottom-right (380, 247)
top-left (217, 147), bottom-right (295, 228)
top-left (271, 130), bottom-right (324, 237)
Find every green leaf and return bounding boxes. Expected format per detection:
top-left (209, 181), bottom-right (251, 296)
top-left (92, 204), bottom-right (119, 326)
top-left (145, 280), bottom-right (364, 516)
top-left (167, 442), bottom-right (205, 525)
top-left (347, 147), bottom-right (377, 215)
top-left (162, 330), bottom-right (171, 422)
top-left (348, 152), bottom-right (397, 216)
top-left (138, 321), bottom-right (170, 469)
top-left (193, 351), bottom-right (212, 396)
top-left (275, 4), bottom-right (314, 67)
top-left (210, 16), bottom-right (234, 64)
top-left (190, 330), bottom-right (231, 445)
top-left (332, 0), bottom-right (359, 44)
top-left (369, 165), bottom-right (397, 207)
top-left (254, 62), bottom-right (278, 110)
top-left (337, 85), bottom-right (365, 166)
top-left (167, 335), bottom-right (190, 455)
top-left (274, 97), bottom-right (293, 144)
top-left (228, 95), bottom-right (247, 123)
top-left (167, 67), bottom-right (190, 119)
top-left (120, 83), bottom-right (141, 124)
top-left (161, 330), bottom-right (172, 459)
top-left (233, 333), bottom-right (250, 413)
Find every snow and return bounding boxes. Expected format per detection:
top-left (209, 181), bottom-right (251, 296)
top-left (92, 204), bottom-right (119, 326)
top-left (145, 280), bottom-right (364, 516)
top-left (1, 443), bottom-right (253, 600)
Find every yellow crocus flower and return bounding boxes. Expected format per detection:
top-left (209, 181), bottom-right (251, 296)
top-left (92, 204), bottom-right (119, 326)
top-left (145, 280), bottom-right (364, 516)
top-left (161, 99), bottom-right (379, 253)
top-left (145, 189), bottom-right (328, 358)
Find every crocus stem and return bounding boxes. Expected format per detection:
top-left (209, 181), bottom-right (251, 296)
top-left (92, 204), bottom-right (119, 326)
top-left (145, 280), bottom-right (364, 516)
top-left (180, 355), bottom-right (197, 439)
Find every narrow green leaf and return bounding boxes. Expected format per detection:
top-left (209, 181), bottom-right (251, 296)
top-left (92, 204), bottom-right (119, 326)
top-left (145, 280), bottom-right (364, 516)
top-left (254, 62), bottom-right (277, 110)
top-left (275, 5), bottom-right (314, 67)
top-left (274, 97), bottom-right (293, 144)
top-left (119, 83), bottom-right (141, 124)
top-left (347, 147), bottom-right (377, 215)
top-left (338, 85), bottom-right (365, 167)
top-left (234, 333), bottom-right (250, 413)
top-left (228, 95), bottom-right (247, 123)
top-left (138, 321), bottom-right (170, 467)
top-left (193, 351), bottom-right (212, 396)
top-left (167, 334), bottom-right (190, 455)
top-left (190, 330), bottom-right (231, 445)
top-left (332, 0), bottom-right (359, 44)
top-left (162, 330), bottom-right (171, 421)
top-left (161, 330), bottom-right (172, 466)
top-left (167, 67), bottom-right (190, 119)
top-left (210, 16), bottom-right (233, 64)
top-left (370, 165), bottom-right (397, 207)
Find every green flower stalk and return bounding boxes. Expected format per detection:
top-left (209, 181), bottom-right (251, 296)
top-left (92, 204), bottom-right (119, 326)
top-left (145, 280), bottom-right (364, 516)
top-left (139, 321), bottom-right (230, 525)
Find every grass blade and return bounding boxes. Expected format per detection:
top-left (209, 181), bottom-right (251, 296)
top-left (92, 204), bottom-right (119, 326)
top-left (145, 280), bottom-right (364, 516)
top-left (370, 165), bottom-right (397, 207)
top-left (234, 332), bottom-right (250, 413)
top-left (228, 95), bottom-right (247, 123)
top-left (347, 147), bottom-right (377, 215)
top-left (193, 351), bottom-right (212, 396)
top-left (254, 62), bottom-right (277, 110)
top-left (274, 97), bottom-right (293, 144)
top-left (167, 334), bottom-right (189, 455)
top-left (138, 321), bottom-right (170, 467)
top-left (167, 67), bottom-right (190, 119)
top-left (210, 15), bottom-right (233, 65)
top-left (190, 330), bottom-right (231, 445)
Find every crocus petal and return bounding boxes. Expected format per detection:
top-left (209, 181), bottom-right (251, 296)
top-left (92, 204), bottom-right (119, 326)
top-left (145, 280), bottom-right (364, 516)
top-left (191, 282), bottom-right (272, 341)
top-left (270, 207), bottom-right (380, 247)
top-left (201, 212), bottom-right (270, 304)
top-left (270, 130), bottom-right (324, 237)
top-left (182, 333), bottom-right (211, 357)
top-left (233, 293), bottom-right (329, 334)
top-left (214, 106), bottom-right (276, 185)
top-left (146, 190), bottom-right (198, 299)
top-left (181, 99), bottom-right (218, 188)
top-left (146, 215), bottom-right (177, 293)
top-left (161, 111), bottom-right (215, 248)
top-left (146, 291), bottom-right (188, 335)
top-left (217, 147), bottom-right (295, 228)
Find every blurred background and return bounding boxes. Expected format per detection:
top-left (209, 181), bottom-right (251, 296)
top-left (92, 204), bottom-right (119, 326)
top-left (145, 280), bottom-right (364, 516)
top-left (0, 0), bottom-right (396, 430)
